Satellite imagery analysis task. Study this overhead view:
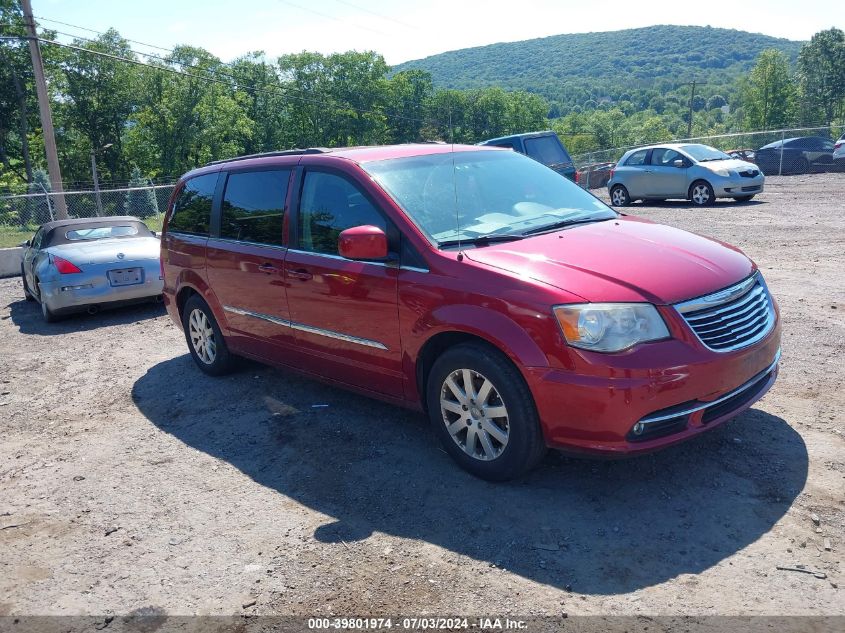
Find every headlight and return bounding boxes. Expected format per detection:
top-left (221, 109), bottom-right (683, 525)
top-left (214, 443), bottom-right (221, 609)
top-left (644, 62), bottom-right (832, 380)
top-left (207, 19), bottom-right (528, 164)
top-left (712, 167), bottom-right (732, 177)
top-left (553, 303), bottom-right (670, 352)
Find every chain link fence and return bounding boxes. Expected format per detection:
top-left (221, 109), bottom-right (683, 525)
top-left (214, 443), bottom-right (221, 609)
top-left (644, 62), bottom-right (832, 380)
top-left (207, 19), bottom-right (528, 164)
top-left (0, 184), bottom-right (176, 245)
top-left (573, 125), bottom-right (845, 190)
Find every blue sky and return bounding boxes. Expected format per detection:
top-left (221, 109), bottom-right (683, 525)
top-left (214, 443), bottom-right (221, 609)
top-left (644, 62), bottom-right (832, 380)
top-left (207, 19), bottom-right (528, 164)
top-left (37, 0), bottom-right (842, 65)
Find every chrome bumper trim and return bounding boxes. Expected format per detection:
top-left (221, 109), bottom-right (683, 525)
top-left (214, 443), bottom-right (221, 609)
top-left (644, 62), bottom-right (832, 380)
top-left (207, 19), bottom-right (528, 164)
top-left (640, 348), bottom-right (781, 425)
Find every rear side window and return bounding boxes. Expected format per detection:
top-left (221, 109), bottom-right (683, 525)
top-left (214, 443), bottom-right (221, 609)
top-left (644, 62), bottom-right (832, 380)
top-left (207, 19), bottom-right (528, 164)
top-left (625, 149), bottom-right (649, 166)
top-left (524, 136), bottom-right (571, 165)
top-left (169, 174), bottom-right (217, 236)
top-left (298, 171), bottom-right (386, 255)
top-left (67, 225), bottom-right (139, 241)
top-left (221, 170), bottom-right (290, 246)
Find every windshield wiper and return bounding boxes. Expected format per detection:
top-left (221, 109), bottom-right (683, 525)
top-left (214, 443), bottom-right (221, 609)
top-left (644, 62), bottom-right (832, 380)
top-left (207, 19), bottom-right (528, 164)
top-left (521, 216), bottom-right (611, 236)
top-left (438, 234), bottom-right (526, 248)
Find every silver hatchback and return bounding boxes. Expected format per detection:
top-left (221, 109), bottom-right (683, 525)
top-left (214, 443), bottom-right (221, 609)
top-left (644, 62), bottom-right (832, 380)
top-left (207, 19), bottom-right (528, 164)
top-left (607, 143), bottom-right (765, 206)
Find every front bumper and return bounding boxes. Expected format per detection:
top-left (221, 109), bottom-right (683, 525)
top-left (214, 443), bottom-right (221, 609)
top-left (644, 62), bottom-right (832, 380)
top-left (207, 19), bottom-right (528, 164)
top-left (524, 320), bottom-right (781, 455)
top-left (710, 174), bottom-right (765, 198)
top-left (40, 261), bottom-right (163, 313)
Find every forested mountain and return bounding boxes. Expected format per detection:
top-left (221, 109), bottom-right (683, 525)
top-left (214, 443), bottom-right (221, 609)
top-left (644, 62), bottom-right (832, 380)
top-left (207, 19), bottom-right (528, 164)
top-left (394, 25), bottom-right (804, 111)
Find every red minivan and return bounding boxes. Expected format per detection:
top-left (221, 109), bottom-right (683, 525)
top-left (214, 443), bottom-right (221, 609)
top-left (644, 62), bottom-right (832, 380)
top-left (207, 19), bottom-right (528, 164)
top-left (160, 144), bottom-right (781, 480)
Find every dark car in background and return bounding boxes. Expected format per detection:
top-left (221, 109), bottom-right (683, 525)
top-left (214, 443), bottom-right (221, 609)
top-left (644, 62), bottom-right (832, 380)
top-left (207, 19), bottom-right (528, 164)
top-left (755, 136), bottom-right (836, 175)
top-left (478, 131), bottom-right (576, 181)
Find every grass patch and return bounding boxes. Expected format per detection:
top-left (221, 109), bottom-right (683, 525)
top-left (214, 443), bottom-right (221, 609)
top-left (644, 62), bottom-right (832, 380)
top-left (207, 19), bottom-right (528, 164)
top-left (0, 225), bottom-right (35, 249)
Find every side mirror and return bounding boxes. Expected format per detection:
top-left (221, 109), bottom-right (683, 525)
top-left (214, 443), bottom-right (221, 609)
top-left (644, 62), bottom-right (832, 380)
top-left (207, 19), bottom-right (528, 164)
top-left (21, 240), bottom-right (31, 248)
top-left (338, 225), bottom-right (388, 260)
top-left (673, 159), bottom-right (685, 168)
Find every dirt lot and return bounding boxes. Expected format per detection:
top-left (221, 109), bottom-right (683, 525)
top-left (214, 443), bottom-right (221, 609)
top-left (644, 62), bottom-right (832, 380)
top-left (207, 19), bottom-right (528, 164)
top-left (1, 174), bottom-right (843, 621)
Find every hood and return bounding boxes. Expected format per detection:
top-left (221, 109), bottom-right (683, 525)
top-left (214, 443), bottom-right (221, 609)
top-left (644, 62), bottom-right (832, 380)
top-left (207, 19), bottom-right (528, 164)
top-left (701, 158), bottom-right (757, 172)
top-left (463, 216), bottom-right (754, 304)
top-left (47, 236), bottom-right (160, 265)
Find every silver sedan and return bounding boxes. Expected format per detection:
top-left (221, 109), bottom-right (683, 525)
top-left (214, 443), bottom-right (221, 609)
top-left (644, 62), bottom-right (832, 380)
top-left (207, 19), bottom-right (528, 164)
top-left (21, 216), bottom-right (164, 322)
top-left (607, 143), bottom-right (765, 206)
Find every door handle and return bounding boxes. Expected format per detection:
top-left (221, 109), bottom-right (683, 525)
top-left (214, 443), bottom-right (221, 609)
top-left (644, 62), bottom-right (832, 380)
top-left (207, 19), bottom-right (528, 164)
top-left (288, 268), bottom-right (313, 281)
top-left (258, 263), bottom-right (279, 274)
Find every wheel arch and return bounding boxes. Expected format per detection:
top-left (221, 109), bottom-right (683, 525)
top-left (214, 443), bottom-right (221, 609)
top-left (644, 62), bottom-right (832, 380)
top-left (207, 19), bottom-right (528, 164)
top-left (412, 306), bottom-right (550, 411)
top-left (688, 178), bottom-right (713, 200)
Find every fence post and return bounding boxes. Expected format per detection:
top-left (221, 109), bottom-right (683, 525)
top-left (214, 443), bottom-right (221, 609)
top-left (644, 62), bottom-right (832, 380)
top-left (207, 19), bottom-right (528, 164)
top-left (778, 129), bottom-right (785, 176)
top-left (585, 152), bottom-right (592, 190)
top-left (36, 182), bottom-right (54, 222)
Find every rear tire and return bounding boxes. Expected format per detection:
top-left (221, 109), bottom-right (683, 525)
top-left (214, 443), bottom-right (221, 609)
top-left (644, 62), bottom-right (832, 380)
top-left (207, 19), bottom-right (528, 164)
top-left (426, 342), bottom-right (546, 481)
top-left (21, 265), bottom-right (35, 301)
top-left (182, 295), bottom-right (234, 376)
top-left (610, 185), bottom-right (631, 207)
top-left (689, 180), bottom-right (715, 206)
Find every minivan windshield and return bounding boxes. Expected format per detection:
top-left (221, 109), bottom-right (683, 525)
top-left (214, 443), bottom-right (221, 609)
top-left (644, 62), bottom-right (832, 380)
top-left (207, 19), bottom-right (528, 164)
top-left (362, 150), bottom-right (615, 247)
top-left (681, 144), bottom-right (732, 162)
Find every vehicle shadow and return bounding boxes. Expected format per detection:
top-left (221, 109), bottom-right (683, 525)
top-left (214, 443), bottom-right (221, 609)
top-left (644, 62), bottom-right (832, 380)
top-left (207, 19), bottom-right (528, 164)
top-left (635, 199), bottom-right (766, 209)
top-left (132, 355), bottom-right (807, 595)
top-left (7, 295), bottom-right (165, 336)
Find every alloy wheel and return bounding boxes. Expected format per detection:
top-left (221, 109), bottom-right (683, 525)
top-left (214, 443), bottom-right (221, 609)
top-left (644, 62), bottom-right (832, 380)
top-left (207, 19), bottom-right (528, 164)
top-left (440, 368), bottom-right (510, 461)
top-left (692, 184), bottom-right (711, 205)
top-left (611, 187), bottom-right (627, 206)
top-left (188, 308), bottom-right (217, 365)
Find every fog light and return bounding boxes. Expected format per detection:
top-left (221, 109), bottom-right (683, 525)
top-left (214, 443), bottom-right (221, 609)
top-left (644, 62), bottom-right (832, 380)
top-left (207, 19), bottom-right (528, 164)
top-left (632, 422), bottom-right (645, 435)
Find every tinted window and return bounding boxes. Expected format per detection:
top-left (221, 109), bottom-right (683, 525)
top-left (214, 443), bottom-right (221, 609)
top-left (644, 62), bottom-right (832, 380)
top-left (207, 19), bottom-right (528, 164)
top-left (32, 229), bottom-right (44, 250)
top-left (221, 170), bottom-right (290, 246)
top-left (625, 149), bottom-right (648, 166)
top-left (169, 174), bottom-right (217, 235)
top-left (650, 148), bottom-right (683, 166)
top-left (298, 172), bottom-right (386, 255)
top-left (524, 136), bottom-right (571, 165)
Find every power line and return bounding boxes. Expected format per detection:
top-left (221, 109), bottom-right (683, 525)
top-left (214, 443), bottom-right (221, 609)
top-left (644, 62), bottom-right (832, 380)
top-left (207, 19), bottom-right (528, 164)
top-left (22, 15), bottom-right (433, 126)
top-left (330, 0), bottom-right (418, 30)
top-left (276, 0), bottom-right (390, 36)
top-left (34, 15), bottom-right (175, 53)
top-left (1, 34), bottom-right (434, 126)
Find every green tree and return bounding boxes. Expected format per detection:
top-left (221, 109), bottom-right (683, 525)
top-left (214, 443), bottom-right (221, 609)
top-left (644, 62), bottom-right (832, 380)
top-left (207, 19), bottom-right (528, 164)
top-left (56, 29), bottom-right (140, 183)
top-left (124, 166), bottom-right (158, 218)
top-left (740, 49), bottom-right (796, 130)
top-left (797, 28), bottom-right (845, 124)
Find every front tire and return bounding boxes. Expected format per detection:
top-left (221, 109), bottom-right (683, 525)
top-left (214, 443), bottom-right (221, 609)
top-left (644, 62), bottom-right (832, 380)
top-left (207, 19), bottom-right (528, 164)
top-left (689, 180), bottom-right (715, 206)
top-left (21, 265), bottom-right (35, 301)
top-left (182, 295), bottom-right (234, 376)
top-left (426, 343), bottom-right (546, 481)
top-left (610, 185), bottom-right (631, 207)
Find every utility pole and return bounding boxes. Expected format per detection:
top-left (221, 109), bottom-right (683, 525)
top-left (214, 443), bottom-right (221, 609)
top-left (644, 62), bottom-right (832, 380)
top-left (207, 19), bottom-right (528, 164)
top-left (90, 143), bottom-right (112, 217)
top-left (22, 0), bottom-right (67, 219)
top-left (687, 79), bottom-right (696, 139)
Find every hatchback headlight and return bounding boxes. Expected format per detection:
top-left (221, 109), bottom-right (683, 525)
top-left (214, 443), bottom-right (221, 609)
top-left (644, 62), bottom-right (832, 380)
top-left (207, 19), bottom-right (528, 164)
top-left (712, 167), bottom-right (732, 177)
top-left (553, 303), bottom-right (670, 352)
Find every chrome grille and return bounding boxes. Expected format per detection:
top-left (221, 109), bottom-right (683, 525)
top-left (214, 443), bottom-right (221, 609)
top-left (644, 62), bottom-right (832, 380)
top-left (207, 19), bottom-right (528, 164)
top-left (675, 274), bottom-right (775, 352)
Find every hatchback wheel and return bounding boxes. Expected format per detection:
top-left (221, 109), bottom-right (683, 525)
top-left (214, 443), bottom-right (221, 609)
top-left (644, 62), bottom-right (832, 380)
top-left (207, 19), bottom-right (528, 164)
top-left (689, 181), bottom-right (715, 206)
top-left (182, 295), bottom-right (234, 375)
top-left (610, 185), bottom-right (631, 207)
top-left (426, 343), bottom-right (546, 481)
top-left (21, 265), bottom-right (35, 301)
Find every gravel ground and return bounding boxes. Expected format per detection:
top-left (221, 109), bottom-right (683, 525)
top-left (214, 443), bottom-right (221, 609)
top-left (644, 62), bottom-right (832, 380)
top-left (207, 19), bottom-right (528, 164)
top-left (0, 174), bottom-right (843, 620)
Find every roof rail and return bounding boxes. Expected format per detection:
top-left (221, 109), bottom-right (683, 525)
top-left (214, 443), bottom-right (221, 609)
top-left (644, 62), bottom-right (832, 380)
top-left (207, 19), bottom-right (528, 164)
top-left (205, 148), bottom-right (330, 166)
